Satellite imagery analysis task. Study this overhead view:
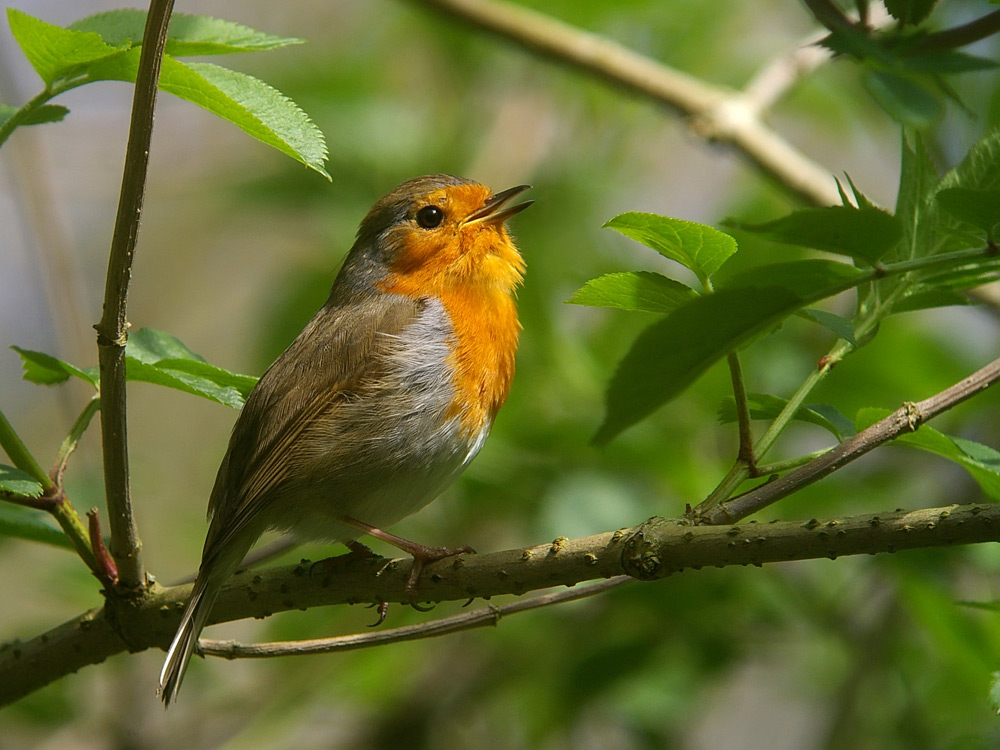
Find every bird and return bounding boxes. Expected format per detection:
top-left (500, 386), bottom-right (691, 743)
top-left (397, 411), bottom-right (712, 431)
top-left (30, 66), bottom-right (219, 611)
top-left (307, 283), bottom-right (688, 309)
top-left (158, 174), bottom-right (532, 705)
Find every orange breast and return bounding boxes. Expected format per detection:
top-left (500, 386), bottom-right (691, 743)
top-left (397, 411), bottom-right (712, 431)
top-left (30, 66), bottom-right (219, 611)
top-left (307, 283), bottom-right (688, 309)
top-left (377, 221), bottom-right (523, 437)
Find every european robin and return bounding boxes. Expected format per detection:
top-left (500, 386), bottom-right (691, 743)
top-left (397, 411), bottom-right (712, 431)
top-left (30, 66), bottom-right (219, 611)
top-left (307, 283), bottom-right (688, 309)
top-left (158, 174), bottom-right (531, 704)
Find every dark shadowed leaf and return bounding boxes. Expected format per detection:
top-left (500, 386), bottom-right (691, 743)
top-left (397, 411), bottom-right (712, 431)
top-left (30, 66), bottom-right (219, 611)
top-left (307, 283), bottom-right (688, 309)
top-left (0, 504), bottom-right (72, 549)
top-left (11, 347), bottom-right (99, 388)
top-left (595, 260), bottom-right (865, 443)
top-left (717, 393), bottom-right (853, 439)
top-left (864, 70), bottom-right (943, 128)
top-left (798, 308), bottom-right (857, 345)
top-left (730, 206), bottom-right (902, 264)
top-left (936, 188), bottom-right (1000, 235)
top-left (857, 407), bottom-right (1000, 499)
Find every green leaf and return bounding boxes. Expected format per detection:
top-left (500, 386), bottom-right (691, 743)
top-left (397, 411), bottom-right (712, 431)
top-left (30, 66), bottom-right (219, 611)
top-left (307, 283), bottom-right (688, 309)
top-left (604, 213), bottom-right (737, 282)
top-left (567, 272), bottom-right (698, 313)
top-left (717, 393), bottom-right (852, 439)
top-left (896, 132), bottom-right (940, 258)
top-left (70, 10), bottom-right (304, 56)
top-left (0, 504), bottom-right (72, 550)
top-left (893, 288), bottom-right (971, 314)
top-left (0, 103), bottom-right (69, 128)
top-left (88, 53), bottom-right (329, 179)
top-left (11, 346), bottom-right (99, 388)
top-left (797, 308), bottom-right (858, 345)
top-left (125, 327), bottom-right (203, 363)
top-left (595, 260), bottom-right (866, 443)
top-left (124, 328), bottom-right (254, 408)
top-left (155, 358), bottom-right (258, 400)
top-left (863, 70), bottom-right (944, 128)
top-left (936, 188), bottom-right (1000, 235)
top-left (857, 407), bottom-right (1000, 499)
top-left (884, 0), bottom-right (938, 25)
top-left (6, 8), bottom-right (127, 86)
top-left (990, 671), bottom-right (1000, 715)
top-left (904, 50), bottom-right (999, 74)
top-left (0, 464), bottom-right (44, 497)
top-left (730, 205), bottom-right (903, 265)
top-left (917, 256), bottom-right (1000, 293)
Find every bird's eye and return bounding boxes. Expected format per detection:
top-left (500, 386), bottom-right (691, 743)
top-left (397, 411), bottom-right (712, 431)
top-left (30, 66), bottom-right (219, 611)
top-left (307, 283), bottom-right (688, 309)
top-left (416, 205), bottom-right (445, 229)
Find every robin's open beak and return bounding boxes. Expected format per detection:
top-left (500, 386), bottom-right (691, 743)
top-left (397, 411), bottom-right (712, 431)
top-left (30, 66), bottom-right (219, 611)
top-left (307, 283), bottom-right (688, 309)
top-left (465, 185), bottom-right (533, 225)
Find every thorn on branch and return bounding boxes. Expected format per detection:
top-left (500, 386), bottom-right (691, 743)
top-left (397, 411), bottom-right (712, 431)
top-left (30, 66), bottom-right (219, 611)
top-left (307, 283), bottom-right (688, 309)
top-left (87, 508), bottom-right (118, 587)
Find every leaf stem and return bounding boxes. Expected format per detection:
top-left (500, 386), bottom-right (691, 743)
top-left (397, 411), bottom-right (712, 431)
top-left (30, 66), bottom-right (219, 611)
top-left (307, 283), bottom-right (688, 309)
top-left (726, 351), bottom-right (756, 470)
top-left (0, 79), bottom-right (89, 149)
top-left (51, 396), bottom-right (101, 487)
top-left (754, 447), bottom-right (833, 477)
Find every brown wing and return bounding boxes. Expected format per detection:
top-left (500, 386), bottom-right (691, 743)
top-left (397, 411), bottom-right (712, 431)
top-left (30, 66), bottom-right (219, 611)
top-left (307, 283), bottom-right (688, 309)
top-left (201, 294), bottom-right (424, 558)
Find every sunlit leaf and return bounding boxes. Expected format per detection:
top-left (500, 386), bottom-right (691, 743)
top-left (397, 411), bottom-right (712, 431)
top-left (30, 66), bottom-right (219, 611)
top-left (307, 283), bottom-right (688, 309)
top-left (6, 8), bottom-right (127, 85)
top-left (567, 272), bottom-right (698, 313)
top-left (87, 52), bottom-right (329, 179)
top-left (124, 328), bottom-right (254, 408)
top-left (605, 213), bottom-right (737, 282)
top-left (69, 10), bottom-right (304, 56)
top-left (0, 465), bottom-right (44, 497)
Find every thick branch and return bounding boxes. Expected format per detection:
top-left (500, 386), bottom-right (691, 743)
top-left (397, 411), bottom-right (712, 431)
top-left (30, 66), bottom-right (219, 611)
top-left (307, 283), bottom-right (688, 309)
top-left (95, 0), bottom-right (175, 589)
top-left (4, 503), bottom-right (999, 706)
top-left (408, 0), bottom-right (841, 206)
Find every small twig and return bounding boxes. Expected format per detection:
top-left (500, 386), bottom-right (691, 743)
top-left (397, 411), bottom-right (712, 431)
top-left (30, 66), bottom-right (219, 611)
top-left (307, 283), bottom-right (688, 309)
top-left (911, 10), bottom-right (1000, 54)
top-left (801, 0), bottom-right (858, 34)
top-left (741, 5), bottom-right (892, 115)
top-left (408, 0), bottom-right (841, 206)
top-left (198, 577), bottom-right (631, 659)
top-left (703, 354), bottom-right (1000, 524)
top-left (726, 352), bottom-right (756, 471)
top-left (95, 0), bottom-right (176, 590)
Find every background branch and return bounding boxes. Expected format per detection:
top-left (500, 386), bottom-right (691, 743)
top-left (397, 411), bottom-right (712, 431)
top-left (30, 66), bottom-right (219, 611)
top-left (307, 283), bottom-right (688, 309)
top-left (94, 0), bottom-right (175, 590)
top-left (408, 0), bottom-right (841, 205)
top-left (3, 502), bottom-right (999, 706)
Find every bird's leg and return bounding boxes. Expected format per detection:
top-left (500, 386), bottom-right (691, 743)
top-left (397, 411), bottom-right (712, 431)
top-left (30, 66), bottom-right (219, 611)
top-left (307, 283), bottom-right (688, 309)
top-left (338, 515), bottom-right (475, 601)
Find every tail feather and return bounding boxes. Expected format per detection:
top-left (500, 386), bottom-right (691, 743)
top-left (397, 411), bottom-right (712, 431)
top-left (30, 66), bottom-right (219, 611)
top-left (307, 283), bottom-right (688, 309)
top-left (158, 575), bottom-right (220, 706)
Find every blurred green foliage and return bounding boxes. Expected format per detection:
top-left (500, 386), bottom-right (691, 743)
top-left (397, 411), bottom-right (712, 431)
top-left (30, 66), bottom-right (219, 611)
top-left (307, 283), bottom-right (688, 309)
top-left (3, 1), bottom-right (1000, 748)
